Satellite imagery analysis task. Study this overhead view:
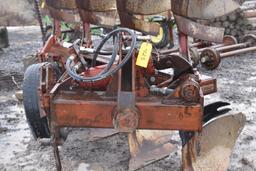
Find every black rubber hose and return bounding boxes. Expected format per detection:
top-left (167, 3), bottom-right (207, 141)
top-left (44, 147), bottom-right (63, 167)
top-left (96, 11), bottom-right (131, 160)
top-left (95, 49), bottom-right (115, 56)
top-left (66, 28), bottom-right (135, 82)
top-left (93, 33), bottom-right (120, 75)
top-left (65, 28), bottom-right (137, 82)
top-left (67, 31), bottom-right (120, 81)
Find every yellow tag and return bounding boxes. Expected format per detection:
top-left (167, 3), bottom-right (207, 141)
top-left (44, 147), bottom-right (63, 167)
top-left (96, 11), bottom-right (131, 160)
top-left (136, 42), bottom-right (152, 68)
top-left (41, 1), bottom-right (45, 9)
top-left (151, 27), bottom-right (164, 44)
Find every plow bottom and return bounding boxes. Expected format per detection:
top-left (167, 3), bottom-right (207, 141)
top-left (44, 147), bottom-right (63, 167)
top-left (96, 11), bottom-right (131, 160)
top-left (128, 130), bottom-right (177, 171)
top-left (182, 113), bottom-right (246, 171)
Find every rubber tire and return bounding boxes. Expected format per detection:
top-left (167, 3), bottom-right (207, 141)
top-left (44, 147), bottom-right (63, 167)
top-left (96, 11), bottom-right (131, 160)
top-left (23, 63), bottom-right (50, 139)
top-left (152, 22), bottom-right (170, 49)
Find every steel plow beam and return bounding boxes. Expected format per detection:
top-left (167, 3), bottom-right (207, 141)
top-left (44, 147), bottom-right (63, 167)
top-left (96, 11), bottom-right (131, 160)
top-left (51, 91), bottom-right (203, 131)
top-left (182, 113), bottom-right (246, 171)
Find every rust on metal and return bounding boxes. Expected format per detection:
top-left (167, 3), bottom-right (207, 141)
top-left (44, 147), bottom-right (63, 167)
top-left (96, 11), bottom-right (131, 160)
top-left (199, 76), bottom-right (217, 95)
top-left (77, 0), bottom-right (117, 27)
top-left (181, 80), bottom-right (200, 103)
top-left (113, 107), bottom-right (139, 133)
top-left (39, 35), bottom-right (72, 61)
top-left (76, 0), bottom-right (116, 12)
top-left (51, 91), bottom-right (203, 131)
top-left (125, 0), bottom-right (171, 15)
top-left (200, 34), bottom-right (256, 70)
top-left (171, 0), bottom-right (244, 19)
top-left (200, 48), bottom-right (221, 70)
top-left (182, 113), bottom-right (246, 171)
top-left (128, 130), bottom-right (178, 171)
top-left (116, 0), bottom-right (160, 35)
top-left (79, 10), bottom-right (117, 28)
top-left (45, 0), bottom-right (77, 10)
top-left (223, 35), bottom-right (238, 46)
top-left (175, 15), bottom-right (225, 43)
top-left (47, 5), bottom-right (80, 23)
top-left (188, 35), bottom-right (239, 68)
top-left (23, 1), bottom-right (247, 171)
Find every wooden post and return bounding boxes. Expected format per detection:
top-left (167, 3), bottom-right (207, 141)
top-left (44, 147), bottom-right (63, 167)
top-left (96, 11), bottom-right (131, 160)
top-left (0, 27), bottom-right (9, 48)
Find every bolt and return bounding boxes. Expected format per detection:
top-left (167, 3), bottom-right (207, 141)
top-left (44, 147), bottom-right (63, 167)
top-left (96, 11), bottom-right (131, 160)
top-left (150, 77), bottom-right (156, 83)
top-left (200, 57), bottom-right (208, 63)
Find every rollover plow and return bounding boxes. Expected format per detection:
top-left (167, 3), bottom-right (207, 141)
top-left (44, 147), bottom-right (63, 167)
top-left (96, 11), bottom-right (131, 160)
top-left (23, 0), bottom-right (246, 170)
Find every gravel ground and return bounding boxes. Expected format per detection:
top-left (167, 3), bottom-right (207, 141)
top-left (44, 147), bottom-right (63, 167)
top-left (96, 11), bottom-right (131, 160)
top-left (0, 26), bottom-right (256, 171)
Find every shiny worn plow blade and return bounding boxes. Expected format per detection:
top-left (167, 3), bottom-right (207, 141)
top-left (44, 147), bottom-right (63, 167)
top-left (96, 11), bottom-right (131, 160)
top-left (182, 113), bottom-right (246, 171)
top-left (84, 113), bottom-right (246, 171)
top-left (128, 130), bottom-right (177, 171)
top-left (126, 113), bottom-right (246, 171)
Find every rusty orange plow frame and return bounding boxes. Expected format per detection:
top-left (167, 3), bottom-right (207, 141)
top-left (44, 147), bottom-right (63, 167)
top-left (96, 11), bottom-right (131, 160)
top-left (22, 0), bottom-right (247, 171)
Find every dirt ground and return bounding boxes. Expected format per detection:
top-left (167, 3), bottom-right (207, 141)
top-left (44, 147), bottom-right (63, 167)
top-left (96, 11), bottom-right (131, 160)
top-left (0, 27), bottom-right (256, 171)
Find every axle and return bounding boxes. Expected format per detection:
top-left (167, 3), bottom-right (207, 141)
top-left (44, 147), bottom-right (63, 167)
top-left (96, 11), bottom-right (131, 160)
top-left (160, 35), bottom-right (236, 55)
top-left (215, 35), bottom-right (255, 52)
top-left (189, 35), bottom-right (237, 67)
top-left (200, 34), bottom-right (256, 70)
top-left (221, 46), bottom-right (256, 58)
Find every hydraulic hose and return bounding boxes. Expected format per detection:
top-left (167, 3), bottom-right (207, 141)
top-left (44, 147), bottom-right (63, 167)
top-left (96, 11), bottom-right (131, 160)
top-left (65, 28), bottom-right (137, 82)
